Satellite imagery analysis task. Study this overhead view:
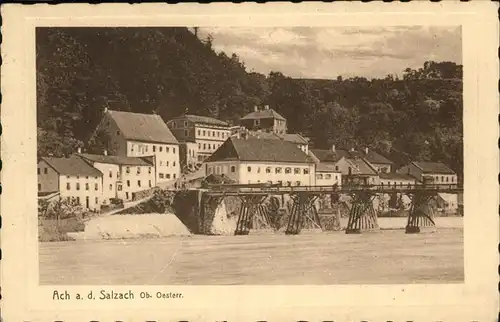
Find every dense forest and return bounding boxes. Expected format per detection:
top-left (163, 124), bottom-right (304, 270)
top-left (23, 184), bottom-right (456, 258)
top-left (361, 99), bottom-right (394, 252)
top-left (36, 27), bottom-right (463, 176)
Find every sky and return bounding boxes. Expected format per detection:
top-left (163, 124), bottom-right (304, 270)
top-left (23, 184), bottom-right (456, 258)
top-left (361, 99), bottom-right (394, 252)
top-left (197, 26), bottom-right (462, 79)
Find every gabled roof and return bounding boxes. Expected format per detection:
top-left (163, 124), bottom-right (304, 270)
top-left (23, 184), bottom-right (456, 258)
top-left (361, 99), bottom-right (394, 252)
top-left (40, 155), bottom-right (103, 177)
top-left (412, 161), bottom-right (456, 174)
top-left (246, 131), bottom-right (308, 145)
top-left (241, 108), bottom-right (286, 121)
top-left (310, 149), bottom-right (350, 163)
top-left (169, 114), bottom-right (230, 127)
top-left (316, 162), bottom-right (340, 172)
top-left (205, 137), bottom-right (313, 164)
top-left (346, 158), bottom-right (379, 176)
top-left (107, 110), bottom-right (178, 145)
top-left (349, 149), bottom-right (393, 165)
top-left (77, 153), bottom-right (153, 166)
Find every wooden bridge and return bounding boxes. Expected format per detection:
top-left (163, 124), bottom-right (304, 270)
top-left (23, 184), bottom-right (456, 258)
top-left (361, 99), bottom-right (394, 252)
top-left (204, 183), bottom-right (464, 236)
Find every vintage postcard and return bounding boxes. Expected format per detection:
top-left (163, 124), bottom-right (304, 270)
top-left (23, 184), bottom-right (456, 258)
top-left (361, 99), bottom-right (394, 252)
top-left (1, 2), bottom-right (498, 321)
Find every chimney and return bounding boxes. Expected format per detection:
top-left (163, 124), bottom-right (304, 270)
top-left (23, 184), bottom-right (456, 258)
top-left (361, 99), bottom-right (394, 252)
top-left (264, 105), bottom-right (269, 110)
top-left (331, 144), bottom-right (336, 152)
top-left (77, 147), bottom-right (82, 154)
top-left (365, 147), bottom-right (369, 154)
top-left (254, 105), bottom-right (259, 112)
top-left (103, 150), bottom-right (108, 156)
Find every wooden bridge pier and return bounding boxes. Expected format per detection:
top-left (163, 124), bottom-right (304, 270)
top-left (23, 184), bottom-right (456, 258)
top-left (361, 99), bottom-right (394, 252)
top-left (405, 192), bottom-right (437, 234)
top-left (234, 195), bottom-right (268, 235)
top-left (345, 192), bottom-right (379, 234)
top-left (285, 193), bottom-right (321, 235)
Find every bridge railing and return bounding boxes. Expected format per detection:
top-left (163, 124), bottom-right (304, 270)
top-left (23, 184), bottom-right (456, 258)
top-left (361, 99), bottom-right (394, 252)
top-left (206, 183), bottom-right (463, 194)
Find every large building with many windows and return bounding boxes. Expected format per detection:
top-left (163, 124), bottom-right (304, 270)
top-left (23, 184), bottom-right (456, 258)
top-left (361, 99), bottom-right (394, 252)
top-left (37, 155), bottom-right (104, 211)
top-left (90, 109), bottom-right (180, 185)
top-left (204, 136), bottom-right (315, 186)
top-left (167, 114), bottom-right (231, 168)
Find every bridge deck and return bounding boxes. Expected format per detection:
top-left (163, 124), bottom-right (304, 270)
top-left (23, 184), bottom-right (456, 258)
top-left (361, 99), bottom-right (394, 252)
top-left (205, 184), bottom-right (463, 196)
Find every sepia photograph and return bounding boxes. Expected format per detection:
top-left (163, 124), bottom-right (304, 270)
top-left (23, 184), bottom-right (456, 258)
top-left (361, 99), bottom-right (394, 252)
top-left (36, 25), bottom-right (465, 285)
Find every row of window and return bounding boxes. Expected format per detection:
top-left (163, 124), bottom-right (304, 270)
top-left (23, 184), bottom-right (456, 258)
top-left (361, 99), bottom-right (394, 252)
top-left (130, 144), bottom-right (176, 154)
top-left (159, 161), bottom-right (176, 167)
top-left (196, 129), bottom-right (228, 139)
top-left (158, 173), bottom-right (177, 180)
top-left (65, 196), bottom-right (98, 206)
top-left (121, 167), bottom-right (153, 176)
top-left (250, 180), bottom-right (302, 186)
top-left (316, 174), bottom-right (340, 180)
top-left (65, 182), bottom-right (100, 191)
top-left (122, 180), bottom-right (153, 189)
top-left (198, 142), bottom-right (222, 151)
top-left (208, 165), bottom-right (310, 175)
top-left (430, 175), bottom-right (456, 183)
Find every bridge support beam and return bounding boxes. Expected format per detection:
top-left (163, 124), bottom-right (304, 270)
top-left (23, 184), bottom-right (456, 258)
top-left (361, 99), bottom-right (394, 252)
top-left (235, 195), bottom-right (267, 235)
top-left (285, 194), bottom-right (320, 235)
top-left (345, 193), bottom-right (379, 234)
top-left (406, 193), bottom-right (436, 234)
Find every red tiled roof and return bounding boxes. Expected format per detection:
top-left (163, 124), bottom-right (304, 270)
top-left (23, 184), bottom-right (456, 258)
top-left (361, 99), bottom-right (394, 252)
top-left (206, 137), bottom-right (313, 164)
top-left (107, 110), bottom-right (178, 144)
top-left (41, 155), bottom-right (103, 177)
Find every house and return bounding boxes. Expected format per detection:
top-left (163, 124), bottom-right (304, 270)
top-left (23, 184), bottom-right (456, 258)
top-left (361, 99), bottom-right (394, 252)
top-left (204, 137), bottom-right (315, 186)
top-left (37, 155), bottom-right (103, 211)
top-left (397, 161), bottom-right (458, 184)
top-left (167, 114), bottom-right (231, 167)
top-left (240, 105), bottom-right (287, 135)
top-left (315, 163), bottom-right (342, 186)
top-left (77, 153), bottom-right (156, 203)
top-left (349, 147), bottom-right (393, 173)
top-left (339, 157), bottom-right (380, 186)
top-left (241, 130), bottom-right (310, 154)
top-left (90, 109), bottom-right (180, 185)
top-left (379, 172), bottom-right (418, 188)
top-left (435, 193), bottom-right (459, 213)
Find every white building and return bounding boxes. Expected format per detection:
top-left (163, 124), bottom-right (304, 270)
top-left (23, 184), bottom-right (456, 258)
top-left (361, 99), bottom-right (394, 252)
top-left (77, 153), bottom-right (156, 203)
top-left (204, 137), bottom-right (315, 186)
top-left (397, 161), bottom-right (458, 184)
top-left (315, 163), bottom-right (342, 186)
top-left (37, 155), bottom-right (103, 211)
top-left (89, 109), bottom-right (180, 186)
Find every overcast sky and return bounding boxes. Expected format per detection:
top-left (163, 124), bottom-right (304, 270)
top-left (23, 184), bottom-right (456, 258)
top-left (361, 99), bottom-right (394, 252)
top-left (197, 26), bottom-right (462, 79)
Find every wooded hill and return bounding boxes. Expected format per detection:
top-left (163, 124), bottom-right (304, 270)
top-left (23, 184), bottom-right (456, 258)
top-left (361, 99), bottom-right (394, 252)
top-left (36, 27), bottom-right (463, 176)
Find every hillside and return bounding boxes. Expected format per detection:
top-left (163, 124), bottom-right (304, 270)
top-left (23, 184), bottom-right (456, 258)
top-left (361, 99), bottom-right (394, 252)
top-left (36, 27), bottom-right (463, 177)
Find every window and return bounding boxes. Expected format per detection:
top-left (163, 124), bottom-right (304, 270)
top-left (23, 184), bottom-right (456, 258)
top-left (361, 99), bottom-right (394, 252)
top-left (296, 181), bottom-right (301, 186)
top-left (149, 180), bottom-right (152, 187)
top-left (37, 168), bottom-right (40, 175)
top-left (127, 180), bottom-right (130, 187)
top-left (441, 176), bottom-right (444, 182)
top-left (207, 131), bottom-right (210, 137)
top-left (203, 144), bottom-right (206, 150)
top-left (159, 146), bottom-right (163, 152)
top-left (217, 132), bottom-right (220, 137)
top-left (231, 166), bottom-right (236, 173)
top-left (316, 174), bottom-right (323, 179)
top-left (221, 133), bottom-right (225, 138)
top-left (197, 130), bottom-right (201, 136)
top-left (76, 196), bottom-right (80, 204)
top-left (203, 130), bottom-right (206, 136)
top-left (275, 167), bottom-right (282, 174)
top-left (278, 180), bottom-right (283, 186)
top-left (257, 167), bottom-right (261, 174)
top-left (173, 161), bottom-right (176, 166)
top-left (137, 167), bottom-right (141, 174)
top-left (173, 148), bottom-right (176, 154)
top-left (125, 192), bottom-right (129, 199)
top-left (76, 183), bottom-right (80, 191)
top-left (38, 183), bottom-right (41, 191)
top-left (173, 174), bottom-right (176, 179)
top-left (145, 145), bottom-right (149, 153)
top-left (153, 146), bottom-right (156, 152)
top-left (184, 130), bottom-right (189, 136)
top-left (159, 173), bottom-right (164, 179)
top-left (95, 183), bottom-right (98, 191)
top-left (266, 167), bottom-right (272, 174)
top-left (138, 180), bottom-right (141, 187)
top-left (294, 168), bottom-right (300, 174)
top-left (67, 183), bottom-right (71, 190)
top-left (109, 184), bottom-right (112, 190)
top-left (446, 177), bottom-right (449, 182)
top-left (451, 177), bottom-right (455, 182)
top-left (285, 167), bottom-right (291, 174)
top-left (172, 122), bottom-right (176, 128)
top-left (148, 167), bottom-right (152, 174)
top-left (184, 121), bottom-right (188, 127)
top-left (44, 168), bottom-right (48, 174)
top-left (335, 166), bottom-right (339, 171)
top-left (109, 171), bottom-right (112, 178)
top-left (212, 131), bottom-right (215, 136)
top-left (166, 147), bottom-right (170, 153)
top-left (303, 169), bottom-right (309, 175)
top-left (95, 197), bottom-right (98, 204)
top-left (254, 119), bottom-right (260, 126)
top-left (325, 174), bottom-right (332, 179)
top-left (117, 185), bottom-right (122, 191)
top-left (212, 144), bottom-right (215, 149)
top-left (167, 174), bottom-right (171, 179)
top-left (198, 143), bottom-right (201, 149)
top-left (126, 167), bottom-right (130, 174)
top-left (247, 166), bottom-right (252, 173)
top-left (131, 145), bottom-right (135, 152)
